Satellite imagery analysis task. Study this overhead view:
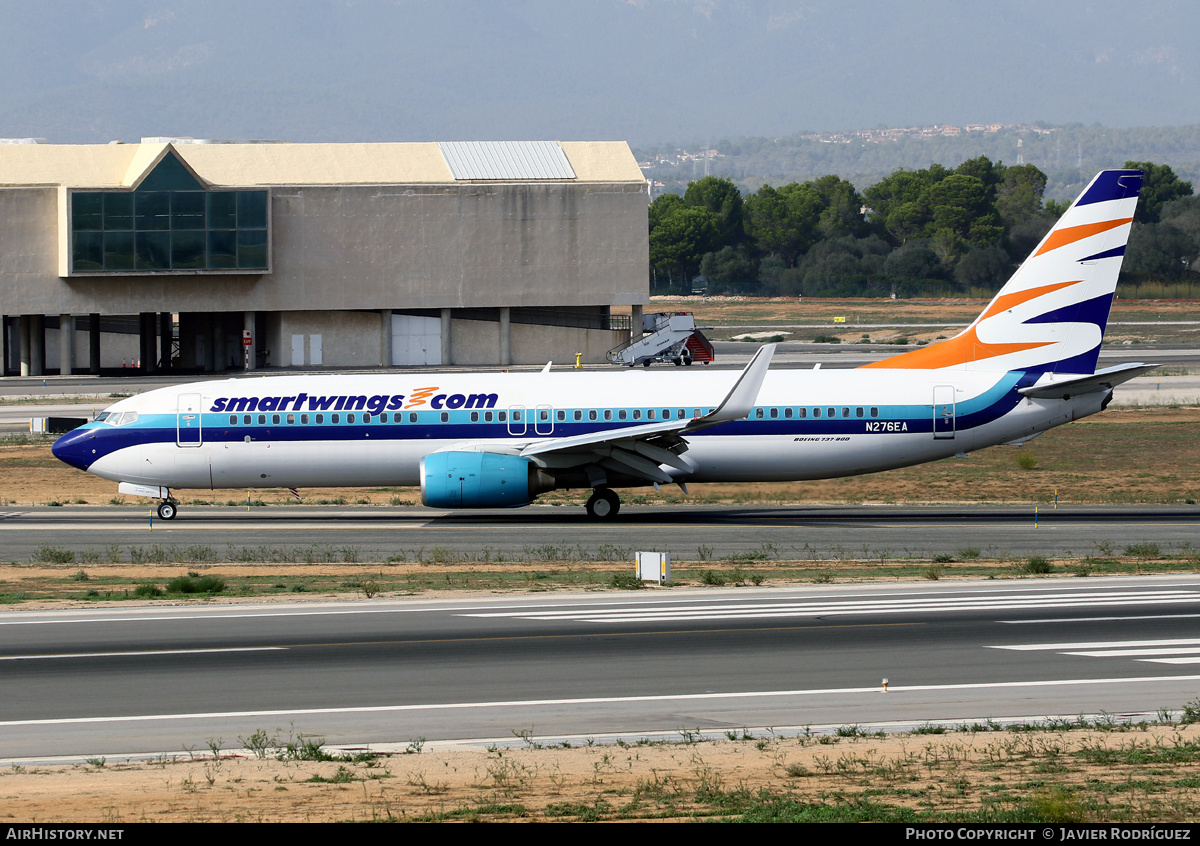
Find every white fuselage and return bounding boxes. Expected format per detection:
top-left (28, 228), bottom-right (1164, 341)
top-left (64, 365), bottom-right (1101, 493)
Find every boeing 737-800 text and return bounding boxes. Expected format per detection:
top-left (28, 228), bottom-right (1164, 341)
top-left (52, 169), bottom-right (1151, 520)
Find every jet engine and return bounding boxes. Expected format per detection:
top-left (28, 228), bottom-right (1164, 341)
top-left (420, 451), bottom-right (555, 508)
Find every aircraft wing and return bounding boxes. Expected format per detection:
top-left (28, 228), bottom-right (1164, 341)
top-left (1018, 363), bottom-right (1159, 399)
top-left (517, 344), bottom-right (775, 484)
top-left (433, 345), bottom-right (775, 486)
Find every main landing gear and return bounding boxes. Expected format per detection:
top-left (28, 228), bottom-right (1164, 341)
top-left (585, 487), bottom-right (621, 520)
top-left (156, 500), bottom-right (178, 520)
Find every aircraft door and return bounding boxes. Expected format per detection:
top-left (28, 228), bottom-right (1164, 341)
top-left (535, 404), bottom-right (554, 436)
top-left (933, 385), bottom-right (955, 439)
top-left (177, 393), bottom-right (203, 447)
top-left (507, 406), bottom-right (527, 436)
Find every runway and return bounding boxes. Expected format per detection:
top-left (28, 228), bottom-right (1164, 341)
top-left (2, 503), bottom-right (1198, 561)
top-left (3, 576), bottom-right (1200, 761)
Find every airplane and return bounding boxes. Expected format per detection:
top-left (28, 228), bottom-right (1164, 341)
top-left (52, 169), bottom-right (1153, 521)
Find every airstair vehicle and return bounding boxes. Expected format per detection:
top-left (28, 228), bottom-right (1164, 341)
top-left (606, 312), bottom-right (715, 367)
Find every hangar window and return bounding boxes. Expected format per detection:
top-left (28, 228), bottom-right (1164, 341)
top-left (69, 150), bottom-right (269, 274)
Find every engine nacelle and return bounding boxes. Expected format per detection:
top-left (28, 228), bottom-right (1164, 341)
top-left (420, 451), bottom-right (549, 509)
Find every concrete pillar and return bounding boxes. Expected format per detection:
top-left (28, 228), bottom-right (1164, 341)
top-left (58, 314), bottom-right (74, 376)
top-left (244, 311), bottom-right (256, 371)
top-left (138, 313), bottom-right (154, 372)
top-left (631, 304), bottom-right (644, 339)
top-left (440, 307), bottom-right (452, 367)
top-left (380, 309), bottom-right (392, 367)
top-left (88, 313), bottom-right (101, 375)
top-left (159, 312), bottom-right (172, 370)
top-left (19, 316), bottom-right (31, 377)
top-left (211, 318), bottom-right (222, 372)
top-left (499, 307), bottom-right (511, 366)
top-left (30, 315), bottom-right (44, 377)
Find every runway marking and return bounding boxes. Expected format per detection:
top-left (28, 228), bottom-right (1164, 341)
top-left (1002, 613), bottom-right (1200, 624)
top-left (990, 638), bottom-right (1200, 665)
top-left (463, 590), bottom-right (1200, 623)
top-left (4, 674), bottom-right (1199, 728)
top-left (0, 647), bottom-right (286, 661)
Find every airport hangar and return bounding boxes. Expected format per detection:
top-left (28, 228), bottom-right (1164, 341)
top-left (0, 139), bottom-right (649, 376)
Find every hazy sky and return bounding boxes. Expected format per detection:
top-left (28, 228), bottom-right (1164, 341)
top-left (1, 0), bottom-right (1198, 145)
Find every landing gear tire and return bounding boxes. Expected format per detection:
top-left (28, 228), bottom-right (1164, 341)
top-left (157, 501), bottom-right (177, 520)
top-left (585, 488), bottom-right (621, 520)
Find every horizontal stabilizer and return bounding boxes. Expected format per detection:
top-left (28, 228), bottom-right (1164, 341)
top-left (1018, 363), bottom-right (1159, 399)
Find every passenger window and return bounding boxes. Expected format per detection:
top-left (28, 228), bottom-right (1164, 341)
top-left (573, 410), bottom-right (582, 421)
top-left (272, 414), bottom-right (281, 425)
top-left (302, 414), bottom-right (309, 424)
top-left (485, 411), bottom-right (493, 422)
top-left (347, 413), bottom-right (355, 424)
top-left (470, 412), bottom-right (479, 422)
top-left (315, 414), bottom-right (324, 424)
top-left (648, 409), bottom-right (656, 420)
top-left (798, 408), bottom-right (807, 418)
top-left (286, 414), bottom-right (295, 424)
top-left (828, 407), bottom-right (836, 418)
top-left (258, 414), bottom-right (266, 425)
top-left (856, 408), bottom-right (864, 418)
top-left (603, 409), bottom-right (612, 421)
top-left (540, 410), bottom-right (549, 422)
top-left (842, 407), bottom-right (850, 418)
top-left (498, 411), bottom-right (506, 422)
top-left (244, 414), bottom-right (251, 425)
top-left (814, 408), bottom-right (821, 418)
top-left (770, 408), bottom-right (779, 419)
top-left (633, 409), bottom-right (641, 420)
top-left (871, 407), bottom-right (879, 418)
top-left (440, 412), bottom-right (448, 422)
top-left (229, 415), bottom-right (237, 425)
top-left (409, 412), bottom-right (418, 423)
top-left (618, 409), bottom-right (627, 420)
top-left (332, 414), bottom-right (340, 424)
top-left (362, 413), bottom-right (371, 423)
top-left (589, 410), bottom-right (597, 421)
top-left (379, 413), bottom-right (387, 423)
top-left (784, 408), bottom-right (793, 419)
top-left (557, 410), bottom-right (565, 421)
top-left (755, 408), bottom-right (764, 419)
top-left (677, 409), bottom-right (685, 419)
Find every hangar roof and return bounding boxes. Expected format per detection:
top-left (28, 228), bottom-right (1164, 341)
top-left (0, 140), bottom-right (644, 187)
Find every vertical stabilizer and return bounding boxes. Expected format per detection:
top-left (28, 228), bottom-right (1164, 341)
top-left (864, 169), bottom-right (1142, 374)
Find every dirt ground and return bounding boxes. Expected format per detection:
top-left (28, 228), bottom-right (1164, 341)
top-left (4, 725), bottom-right (1198, 822)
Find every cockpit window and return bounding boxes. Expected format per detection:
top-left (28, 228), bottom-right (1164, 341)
top-left (95, 412), bottom-right (111, 423)
top-left (108, 411), bottom-right (138, 426)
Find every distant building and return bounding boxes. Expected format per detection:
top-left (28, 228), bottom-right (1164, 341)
top-left (0, 139), bottom-right (649, 375)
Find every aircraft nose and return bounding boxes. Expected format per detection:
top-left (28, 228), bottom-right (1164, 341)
top-left (51, 426), bottom-right (98, 471)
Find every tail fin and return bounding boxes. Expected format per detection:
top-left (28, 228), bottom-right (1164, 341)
top-left (863, 169), bottom-right (1142, 374)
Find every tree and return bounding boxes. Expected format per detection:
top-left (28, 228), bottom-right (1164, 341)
top-left (1125, 161), bottom-right (1193, 224)
top-left (683, 176), bottom-right (745, 247)
top-left (648, 204), bottom-right (722, 290)
top-left (995, 163), bottom-right (1047, 226)
top-left (743, 182), bottom-right (823, 266)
